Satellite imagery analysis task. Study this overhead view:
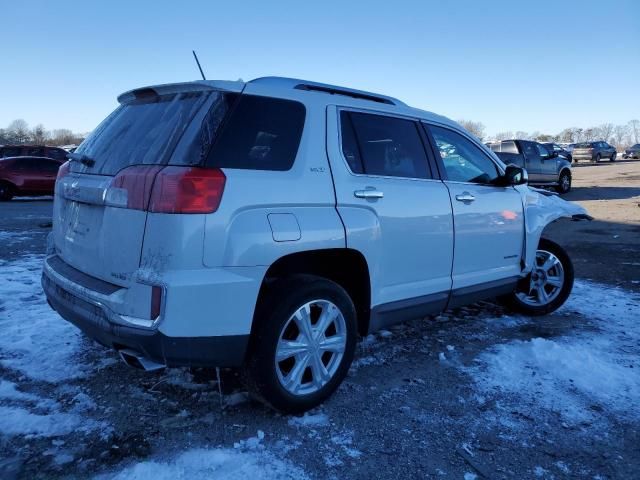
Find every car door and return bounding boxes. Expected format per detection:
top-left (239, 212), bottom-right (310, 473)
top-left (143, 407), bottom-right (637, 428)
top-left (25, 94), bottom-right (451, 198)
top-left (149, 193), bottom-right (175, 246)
top-left (424, 123), bottom-right (524, 295)
top-left (520, 140), bottom-right (543, 182)
top-left (38, 159), bottom-right (61, 192)
top-left (326, 107), bottom-right (454, 322)
top-left (536, 143), bottom-right (558, 181)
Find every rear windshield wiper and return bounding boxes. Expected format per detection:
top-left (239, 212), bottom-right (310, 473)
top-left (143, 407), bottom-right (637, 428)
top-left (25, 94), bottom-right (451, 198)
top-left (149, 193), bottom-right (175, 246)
top-left (67, 152), bottom-right (96, 168)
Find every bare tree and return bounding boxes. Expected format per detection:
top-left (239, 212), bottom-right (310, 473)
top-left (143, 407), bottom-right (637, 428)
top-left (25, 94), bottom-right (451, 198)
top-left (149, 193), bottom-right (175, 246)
top-left (31, 124), bottom-right (49, 144)
top-left (613, 124), bottom-right (629, 149)
top-left (584, 128), bottom-right (597, 141)
top-left (457, 119), bottom-right (486, 140)
top-left (514, 131), bottom-right (530, 140)
top-left (629, 119), bottom-right (640, 144)
top-left (50, 129), bottom-right (77, 145)
top-left (597, 123), bottom-right (615, 143)
top-left (6, 119), bottom-right (31, 144)
top-left (494, 131), bottom-right (514, 141)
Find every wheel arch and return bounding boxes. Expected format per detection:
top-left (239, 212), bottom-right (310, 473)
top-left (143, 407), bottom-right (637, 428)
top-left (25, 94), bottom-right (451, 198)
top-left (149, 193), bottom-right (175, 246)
top-left (252, 248), bottom-right (372, 337)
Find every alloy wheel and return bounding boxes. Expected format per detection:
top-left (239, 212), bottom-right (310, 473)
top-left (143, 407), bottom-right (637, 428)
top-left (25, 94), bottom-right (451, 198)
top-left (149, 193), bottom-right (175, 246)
top-left (275, 299), bottom-right (347, 396)
top-left (516, 249), bottom-right (565, 307)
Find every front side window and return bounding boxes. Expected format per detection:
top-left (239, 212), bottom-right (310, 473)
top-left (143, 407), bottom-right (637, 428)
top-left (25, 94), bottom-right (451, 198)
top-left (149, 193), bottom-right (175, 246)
top-left (428, 125), bottom-right (499, 184)
top-left (536, 143), bottom-right (551, 158)
top-left (206, 95), bottom-right (305, 171)
top-left (341, 111), bottom-right (430, 179)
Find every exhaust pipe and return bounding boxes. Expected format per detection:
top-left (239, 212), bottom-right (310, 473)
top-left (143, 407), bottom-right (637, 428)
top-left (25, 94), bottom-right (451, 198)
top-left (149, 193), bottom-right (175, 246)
top-left (118, 349), bottom-right (165, 372)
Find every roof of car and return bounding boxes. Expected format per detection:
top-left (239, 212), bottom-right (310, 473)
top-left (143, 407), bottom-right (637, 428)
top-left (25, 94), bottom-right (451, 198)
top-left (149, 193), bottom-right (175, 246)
top-left (117, 76), bottom-right (458, 130)
top-left (1, 156), bottom-right (62, 161)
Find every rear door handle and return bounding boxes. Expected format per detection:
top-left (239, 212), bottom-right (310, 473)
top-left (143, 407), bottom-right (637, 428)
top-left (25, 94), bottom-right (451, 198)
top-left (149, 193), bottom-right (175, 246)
top-left (455, 193), bottom-right (475, 203)
top-left (354, 189), bottom-right (384, 199)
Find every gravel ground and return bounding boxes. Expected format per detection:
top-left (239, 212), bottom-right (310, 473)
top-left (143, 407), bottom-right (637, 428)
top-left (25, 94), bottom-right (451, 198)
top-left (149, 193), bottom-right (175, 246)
top-left (0, 163), bottom-right (639, 479)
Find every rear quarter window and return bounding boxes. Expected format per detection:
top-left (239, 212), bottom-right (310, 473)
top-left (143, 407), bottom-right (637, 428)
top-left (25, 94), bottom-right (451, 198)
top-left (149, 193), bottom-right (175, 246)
top-left (206, 95), bottom-right (305, 171)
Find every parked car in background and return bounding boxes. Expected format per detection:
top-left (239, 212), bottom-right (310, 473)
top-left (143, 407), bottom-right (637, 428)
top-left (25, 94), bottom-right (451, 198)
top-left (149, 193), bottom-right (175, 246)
top-left (0, 156), bottom-right (62, 200)
top-left (572, 141), bottom-right (617, 163)
top-left (42, 76), bottom-right (589, 413)
top-left (544, 142), bottom-right (573, 162)
top-left (0, 145), bottom-right (69, 162)
top-left (622, 144), bottom-right (640, 159)
top-left (487, 140), bottom-right (573, 193)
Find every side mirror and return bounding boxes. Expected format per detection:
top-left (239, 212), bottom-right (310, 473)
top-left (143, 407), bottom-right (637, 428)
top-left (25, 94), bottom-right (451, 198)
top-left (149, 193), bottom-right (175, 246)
top-left (503, 164), bottom-right (528, 185)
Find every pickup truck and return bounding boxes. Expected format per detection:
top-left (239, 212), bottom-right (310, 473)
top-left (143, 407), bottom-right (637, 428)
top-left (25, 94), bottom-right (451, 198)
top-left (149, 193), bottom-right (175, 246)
top-left (487, 140), bottom-right (573, 194)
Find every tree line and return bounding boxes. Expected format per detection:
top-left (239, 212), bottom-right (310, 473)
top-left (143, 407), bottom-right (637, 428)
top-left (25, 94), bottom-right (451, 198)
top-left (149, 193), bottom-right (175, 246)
top-left (0, 119), bottom-right (86, 147)
top-left (458, 119), bottom-right (640, 149)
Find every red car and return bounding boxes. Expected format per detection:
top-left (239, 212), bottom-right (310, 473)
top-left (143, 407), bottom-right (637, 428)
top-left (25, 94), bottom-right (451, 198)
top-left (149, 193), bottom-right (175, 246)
top-left (0, 145), bottom-right (69, 162)
top-left (0, 157), bottom-right (63, 200)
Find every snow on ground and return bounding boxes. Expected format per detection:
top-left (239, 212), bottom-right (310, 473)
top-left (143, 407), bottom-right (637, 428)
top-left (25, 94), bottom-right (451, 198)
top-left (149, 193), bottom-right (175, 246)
top-left (0, 254), bottom-right (98, 381)
top-left (470, 280), bottom-right (640, 423)
top-left (99, 437), bottom-right (309, 480)
top-left (0, 230), bottom-right (32, 244)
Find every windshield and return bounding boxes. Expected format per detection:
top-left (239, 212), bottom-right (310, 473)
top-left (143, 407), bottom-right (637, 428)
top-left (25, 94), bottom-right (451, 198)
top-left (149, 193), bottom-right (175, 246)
top-left (575, 143), bottom-right (592, 148)
top-left (74, 91), bottom-right (229, 175)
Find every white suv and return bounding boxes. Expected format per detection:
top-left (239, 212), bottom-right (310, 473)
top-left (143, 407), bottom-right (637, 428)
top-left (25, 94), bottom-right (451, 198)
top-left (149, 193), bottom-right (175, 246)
top-left (42, 77), bottom-right (589, 412)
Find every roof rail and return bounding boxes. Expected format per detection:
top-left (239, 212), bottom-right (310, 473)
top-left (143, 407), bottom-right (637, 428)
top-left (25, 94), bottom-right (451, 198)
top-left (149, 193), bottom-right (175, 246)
top-left (248, 77), bottom-right (405, 106)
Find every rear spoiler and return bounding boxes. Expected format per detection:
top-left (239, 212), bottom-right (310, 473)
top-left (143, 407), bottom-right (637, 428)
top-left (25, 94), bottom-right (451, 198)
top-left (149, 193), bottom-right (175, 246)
top-left (117, 80), bottom-right (245, 104)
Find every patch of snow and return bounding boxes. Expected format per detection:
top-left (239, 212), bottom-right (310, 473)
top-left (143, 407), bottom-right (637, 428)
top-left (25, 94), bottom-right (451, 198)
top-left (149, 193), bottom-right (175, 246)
top-left (99, 447), bottom-right (308, 479)
top-left (464, 473), bottom-right (478, 480)
top-left (0, 405), bottom-right (102, 438)
top-left (438, 352), bottom-right (447, 362)
top-left (379, 329), bottom-right (393, 338)
top-left (287, 412), bottom-right (330, 428)
top-left (0, 255), bottom-right (96, 381)
top-left (470, 281), bottom-right (640, 422)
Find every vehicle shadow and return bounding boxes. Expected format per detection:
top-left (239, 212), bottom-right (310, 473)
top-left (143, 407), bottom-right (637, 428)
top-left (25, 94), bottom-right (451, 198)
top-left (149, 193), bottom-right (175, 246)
top-left (562, 185), bottom-right (640, 201)
top-left (572, 158), bottom-right (640, 167)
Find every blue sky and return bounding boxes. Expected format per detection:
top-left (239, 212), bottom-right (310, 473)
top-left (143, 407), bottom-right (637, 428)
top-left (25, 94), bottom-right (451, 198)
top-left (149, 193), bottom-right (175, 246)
top-left (1, 0), bottom-right (638, 136)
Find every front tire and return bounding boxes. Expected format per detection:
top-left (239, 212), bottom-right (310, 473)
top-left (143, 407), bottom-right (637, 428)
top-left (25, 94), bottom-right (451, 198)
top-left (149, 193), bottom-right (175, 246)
top-left (503, 238), bottom-right (574, 316)
top-left (556, 170), bottom-right (571, 194)
top-left (243, 275), bottom-right (357, 413)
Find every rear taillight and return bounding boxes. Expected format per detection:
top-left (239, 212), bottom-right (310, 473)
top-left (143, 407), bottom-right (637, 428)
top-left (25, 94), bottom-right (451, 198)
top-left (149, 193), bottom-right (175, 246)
top-left (56, 161), bottom-right (71, 181)
top-left (149, 166), bottom-right (226, 214)
top-left (105, 165), bottom-right (225, 214)
top-left (106, 165), bottom-right (163, 210)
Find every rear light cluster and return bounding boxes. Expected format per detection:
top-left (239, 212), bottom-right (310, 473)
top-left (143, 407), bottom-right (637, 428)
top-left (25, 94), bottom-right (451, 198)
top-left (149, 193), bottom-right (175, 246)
top-left (105, 165), bottom-right (226, 214)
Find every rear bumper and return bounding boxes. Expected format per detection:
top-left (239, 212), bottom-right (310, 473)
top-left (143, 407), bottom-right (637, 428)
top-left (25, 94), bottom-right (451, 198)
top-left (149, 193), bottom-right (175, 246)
top-left (42, 259), bottom-right (252, 368)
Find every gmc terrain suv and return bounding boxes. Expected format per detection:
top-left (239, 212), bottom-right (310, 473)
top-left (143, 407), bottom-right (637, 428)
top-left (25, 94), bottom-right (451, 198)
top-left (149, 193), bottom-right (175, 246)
top-left (42, 77), bottom-right (589, 412)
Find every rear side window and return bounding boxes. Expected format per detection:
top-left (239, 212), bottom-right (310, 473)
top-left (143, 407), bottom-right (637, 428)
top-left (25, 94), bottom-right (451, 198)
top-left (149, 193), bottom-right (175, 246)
top-left (75, 91), bottom-right (212, 175)
top-left (341, 111), bottom-right (430, 179)
top-left (2, 147), bottom-right (21, 157)
top-left (206, 95), bottom-right (305, 171)
top-left (46, 148), bottom-right (67, 160)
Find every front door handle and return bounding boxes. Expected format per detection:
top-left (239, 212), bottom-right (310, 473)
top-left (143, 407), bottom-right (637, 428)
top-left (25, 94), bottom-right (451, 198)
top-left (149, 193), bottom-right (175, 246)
top-left (455, 193), bottom-right (475, 203)
top-left (354, 189), bottom-right (384, 199)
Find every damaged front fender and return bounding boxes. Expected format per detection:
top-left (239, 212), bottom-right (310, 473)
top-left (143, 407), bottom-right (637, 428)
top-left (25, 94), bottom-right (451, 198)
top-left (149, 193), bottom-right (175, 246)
top-left (517, 186), bottom-right (592, 273)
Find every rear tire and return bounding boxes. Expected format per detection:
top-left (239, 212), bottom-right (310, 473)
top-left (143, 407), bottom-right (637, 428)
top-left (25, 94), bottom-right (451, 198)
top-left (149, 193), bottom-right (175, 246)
top-left (594, 153), bottom-right (601, 163)
top-left (610, 153), bottom-right (616, 162)
top-left (0, 182), bottom-right (14, 201)
top-left (555, 170), bottom-right (571, 194)
top-left (243, 275), bottom-right (357, 413)
top-left (502, 238), bottom-right (574, 316)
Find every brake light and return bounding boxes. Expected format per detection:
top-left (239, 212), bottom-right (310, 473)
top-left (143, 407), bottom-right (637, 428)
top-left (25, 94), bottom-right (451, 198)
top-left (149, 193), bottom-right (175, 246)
top-left (149, 166), bottom-right (226, 214)
top-left (105, 165), bottom-right (225, 214)
top-left (56, 161), bottom-right (71, 181)
top-left (106, 165), bottom-right (163, 210)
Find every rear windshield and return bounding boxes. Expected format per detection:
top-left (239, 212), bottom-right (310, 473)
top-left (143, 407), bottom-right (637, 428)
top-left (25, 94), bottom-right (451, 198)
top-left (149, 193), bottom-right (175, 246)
top-left (74, 90), bottom-right (305, 175)
top-left (575, 143), bottom-right (592, 148)
top-left (487, 141), bottom-right (518, 154)
top-left (74, 91), bottom-right (216, 175)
